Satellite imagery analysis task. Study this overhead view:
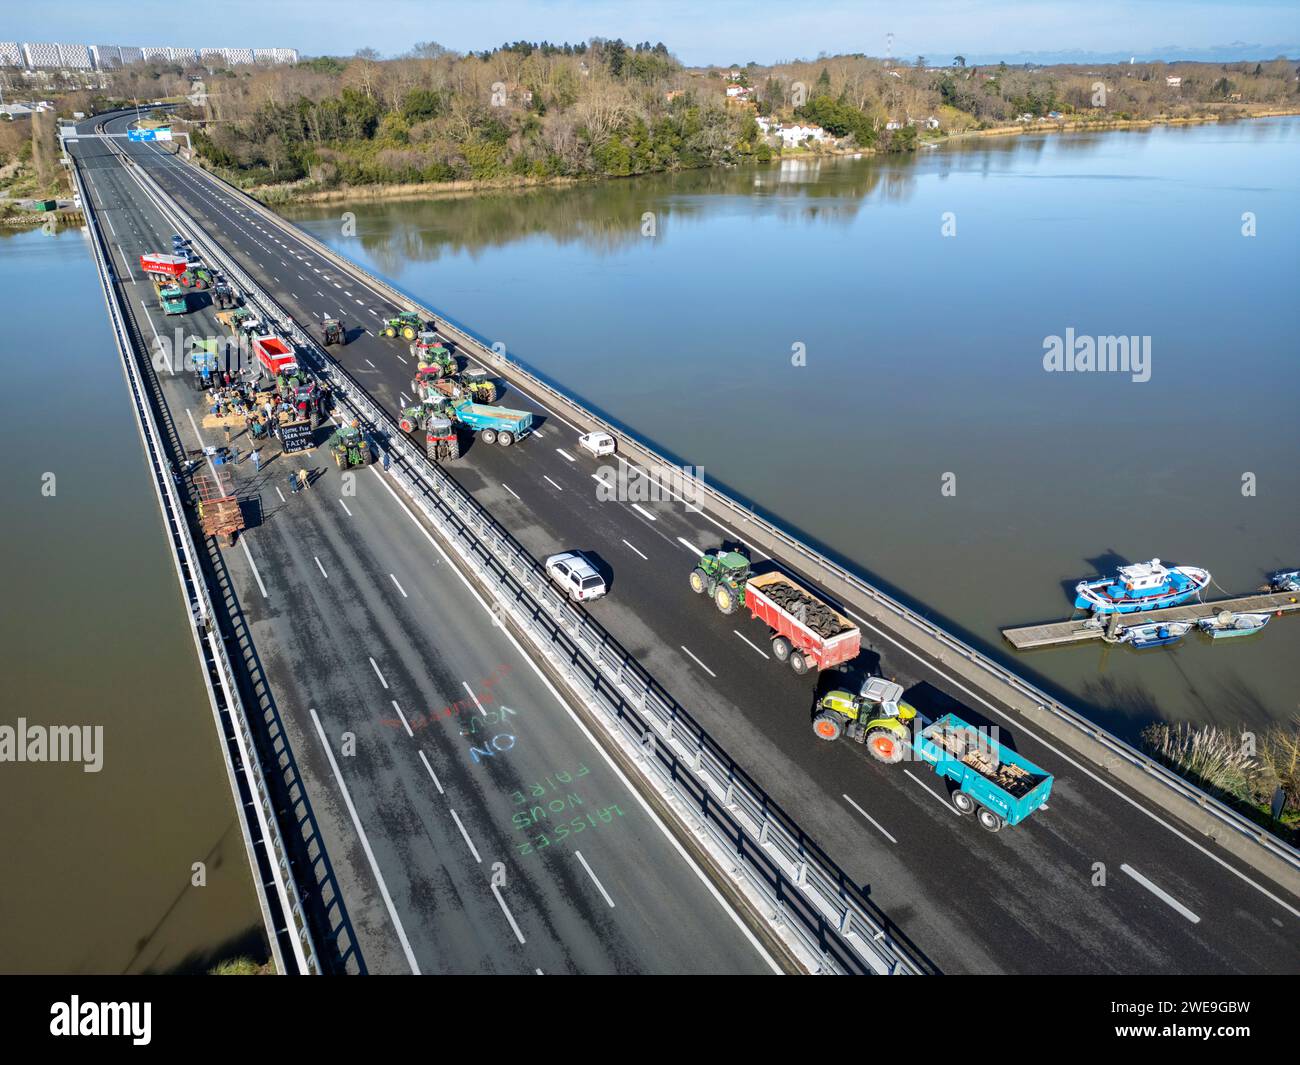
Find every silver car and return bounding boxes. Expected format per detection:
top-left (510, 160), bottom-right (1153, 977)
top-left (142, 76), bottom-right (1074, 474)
top-left (544, 551), bottom-right (607, 602)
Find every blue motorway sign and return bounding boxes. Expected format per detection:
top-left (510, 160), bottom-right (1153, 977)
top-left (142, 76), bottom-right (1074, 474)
top-left (127, 128), bottom-right (156, 142)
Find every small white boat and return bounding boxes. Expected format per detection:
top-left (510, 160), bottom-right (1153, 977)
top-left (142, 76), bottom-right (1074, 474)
top-left (1116, 620), bottom-right (1193, 648)
top-left (1196, 611), bottom-right (1271, 639)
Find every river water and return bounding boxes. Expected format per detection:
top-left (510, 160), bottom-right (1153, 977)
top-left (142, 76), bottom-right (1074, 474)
top-left (284, 117), bottom-right (1298, 741)
top-left (0, 224), bottom-right (265, 972)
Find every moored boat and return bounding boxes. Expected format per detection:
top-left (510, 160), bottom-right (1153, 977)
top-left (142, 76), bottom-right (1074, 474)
top-left (1117, 620), bottom-right (1193, 648)
top-left (1196, 611), bottom-right (1271, 639)
top-left (1074, 558), bottom-right (1210, 614)
top-left (1271, 569), bottom-right (1300, 593)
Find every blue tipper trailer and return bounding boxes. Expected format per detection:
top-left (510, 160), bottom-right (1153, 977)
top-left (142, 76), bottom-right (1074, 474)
top-left (912, 712), bottom-right (1053, 831)
top-left (452, 401), bottom-right (533, 445)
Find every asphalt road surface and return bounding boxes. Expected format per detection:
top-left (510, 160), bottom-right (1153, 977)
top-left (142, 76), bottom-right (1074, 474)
top-left (71, 116), bottom-right (779, 976)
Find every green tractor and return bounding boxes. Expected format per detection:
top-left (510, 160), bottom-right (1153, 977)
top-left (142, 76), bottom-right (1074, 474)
top-left (812, 676), bottom-right (918, 760)
top-left (178, 265), bottom-right (213, 290)
top-left (688, 550), bottom-right (752, 615)
top-left (399, 395), bottom-right (452, 433)
top-left (328, 421), bottom-right (372, 469)
top-left (381, 311), bottom-right (424, 342)
top-left (458, 367), bottom-right (498, 403)
top-left (397, 400), bottom-right (461, 462)
top-left (322, 317), bottom-right (345, 346)
top-left (413, 339), bottom-right (456, 382)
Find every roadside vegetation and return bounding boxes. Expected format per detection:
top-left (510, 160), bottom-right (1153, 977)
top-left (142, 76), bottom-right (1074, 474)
top-left (0, 109), bottom-right (67, 221)
top-left (207, 956), bottom-right (272, 975)
top-left (3, 44), bottom-right (1296, 203)
top-left (1141, 719), bottom-right (1300, 842)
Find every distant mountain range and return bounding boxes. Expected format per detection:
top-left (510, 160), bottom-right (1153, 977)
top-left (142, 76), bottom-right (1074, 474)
top-left (939, 43), bottom-right (1298, 66)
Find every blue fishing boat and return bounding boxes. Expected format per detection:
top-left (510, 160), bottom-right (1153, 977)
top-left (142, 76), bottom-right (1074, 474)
top-left (1074, 558), bottom-right (1210, 614)
top-left (1197, 612), bottom-right (1271, 639)
top-left (1117, 620), bottom-right (1193, 648)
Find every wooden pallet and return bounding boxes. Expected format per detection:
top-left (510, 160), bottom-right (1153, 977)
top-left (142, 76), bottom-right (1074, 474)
top-left (194, 471), bottom-right (244, 542)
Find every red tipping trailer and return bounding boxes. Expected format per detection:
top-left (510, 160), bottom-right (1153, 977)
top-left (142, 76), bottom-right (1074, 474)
top-left (743, 571), bottom-right (861, 674)
top-left (140, 252), bottom-right (189, 278)
top-left (253, 335), bottom-right (298, 376)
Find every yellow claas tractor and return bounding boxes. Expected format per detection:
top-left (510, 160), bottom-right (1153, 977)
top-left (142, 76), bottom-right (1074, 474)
top-left (813, 676), bottom-right (918, 762)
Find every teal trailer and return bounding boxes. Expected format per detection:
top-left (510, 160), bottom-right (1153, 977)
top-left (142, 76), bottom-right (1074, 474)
top-left (158, 284), bottom-right (188, 315)
top-left (452, 401), bottom-right (532, 446)
top-left (912, 712), bottom-right (1052, 831)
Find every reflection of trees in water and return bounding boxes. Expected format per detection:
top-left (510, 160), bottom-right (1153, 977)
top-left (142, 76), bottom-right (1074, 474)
top-left (286, 155), bottom-right (933, 266)
top-left (288, 130), bottom-right (1130, 267)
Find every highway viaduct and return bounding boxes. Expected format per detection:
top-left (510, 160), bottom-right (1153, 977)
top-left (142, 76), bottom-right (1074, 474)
top-left (64, 107), bottom-right (1300, 975)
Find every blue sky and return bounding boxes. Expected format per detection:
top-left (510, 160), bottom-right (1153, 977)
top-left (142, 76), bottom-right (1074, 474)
top-left (9, 1), bottom-right (1299, 65)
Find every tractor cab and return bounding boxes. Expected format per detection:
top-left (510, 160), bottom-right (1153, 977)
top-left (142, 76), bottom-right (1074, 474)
top-left (293, 383), bottom-right (326, 426)
top-left (457, 367), bottom-right (498, 403)
top-left (382, 311), bottom-right (424, 341)
top-left (192, 347), bottom-right (219, 390)
top-left (158, 285), bottom-right (188, 315)
top-left (322, 317), bottom-right (344, 346)
top-left (820, 677), bottom-right (907, 721)
top-left (704, 550), bottom-right (751, 584)
top-left (814, 676), bottom-right (918, 758)
top-left (689, 550), bottom-right (753, 612)
top-left (329, 420), bottom-right (371, 468)
top-left (413, 334), bottom-right (455, 376)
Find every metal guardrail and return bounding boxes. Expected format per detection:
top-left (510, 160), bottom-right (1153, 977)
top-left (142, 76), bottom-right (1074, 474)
top-left (191, 159), bottom-right (1300, 883)
top-left (79, 134), bottom-right (320, 974)
top-left (121, 131), bottom-right (926, 975)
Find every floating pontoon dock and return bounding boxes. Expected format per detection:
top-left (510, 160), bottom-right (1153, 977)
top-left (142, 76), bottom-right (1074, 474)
top-left (1002, 591), bottom-right (1299, 650)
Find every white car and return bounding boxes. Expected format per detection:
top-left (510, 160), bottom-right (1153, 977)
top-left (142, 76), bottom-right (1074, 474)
top-left (544, 551), bottom-right (607, 602)
top-left (577, 431), bottom-right (616, 458)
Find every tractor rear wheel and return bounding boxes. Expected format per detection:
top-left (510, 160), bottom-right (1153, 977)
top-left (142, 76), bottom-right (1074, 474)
top-left (865, 728), bottom-right (906, 764)
top-left (976, 808), bottom-right (1004, 833)
top-left (402, 326), bottom-right (417, 341)
top-left (950, 790), bottom-right (975, 815)
top-left (688, 569), bottom-right (707, 595)
top-left (714, 584), bottom-right (738, 615)
top-left (771, 636), bottom-right (791, 660)
top-left (812, 713), bottom-right (843, 741)
top-left (788, 650), bottom-right (809, 675)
